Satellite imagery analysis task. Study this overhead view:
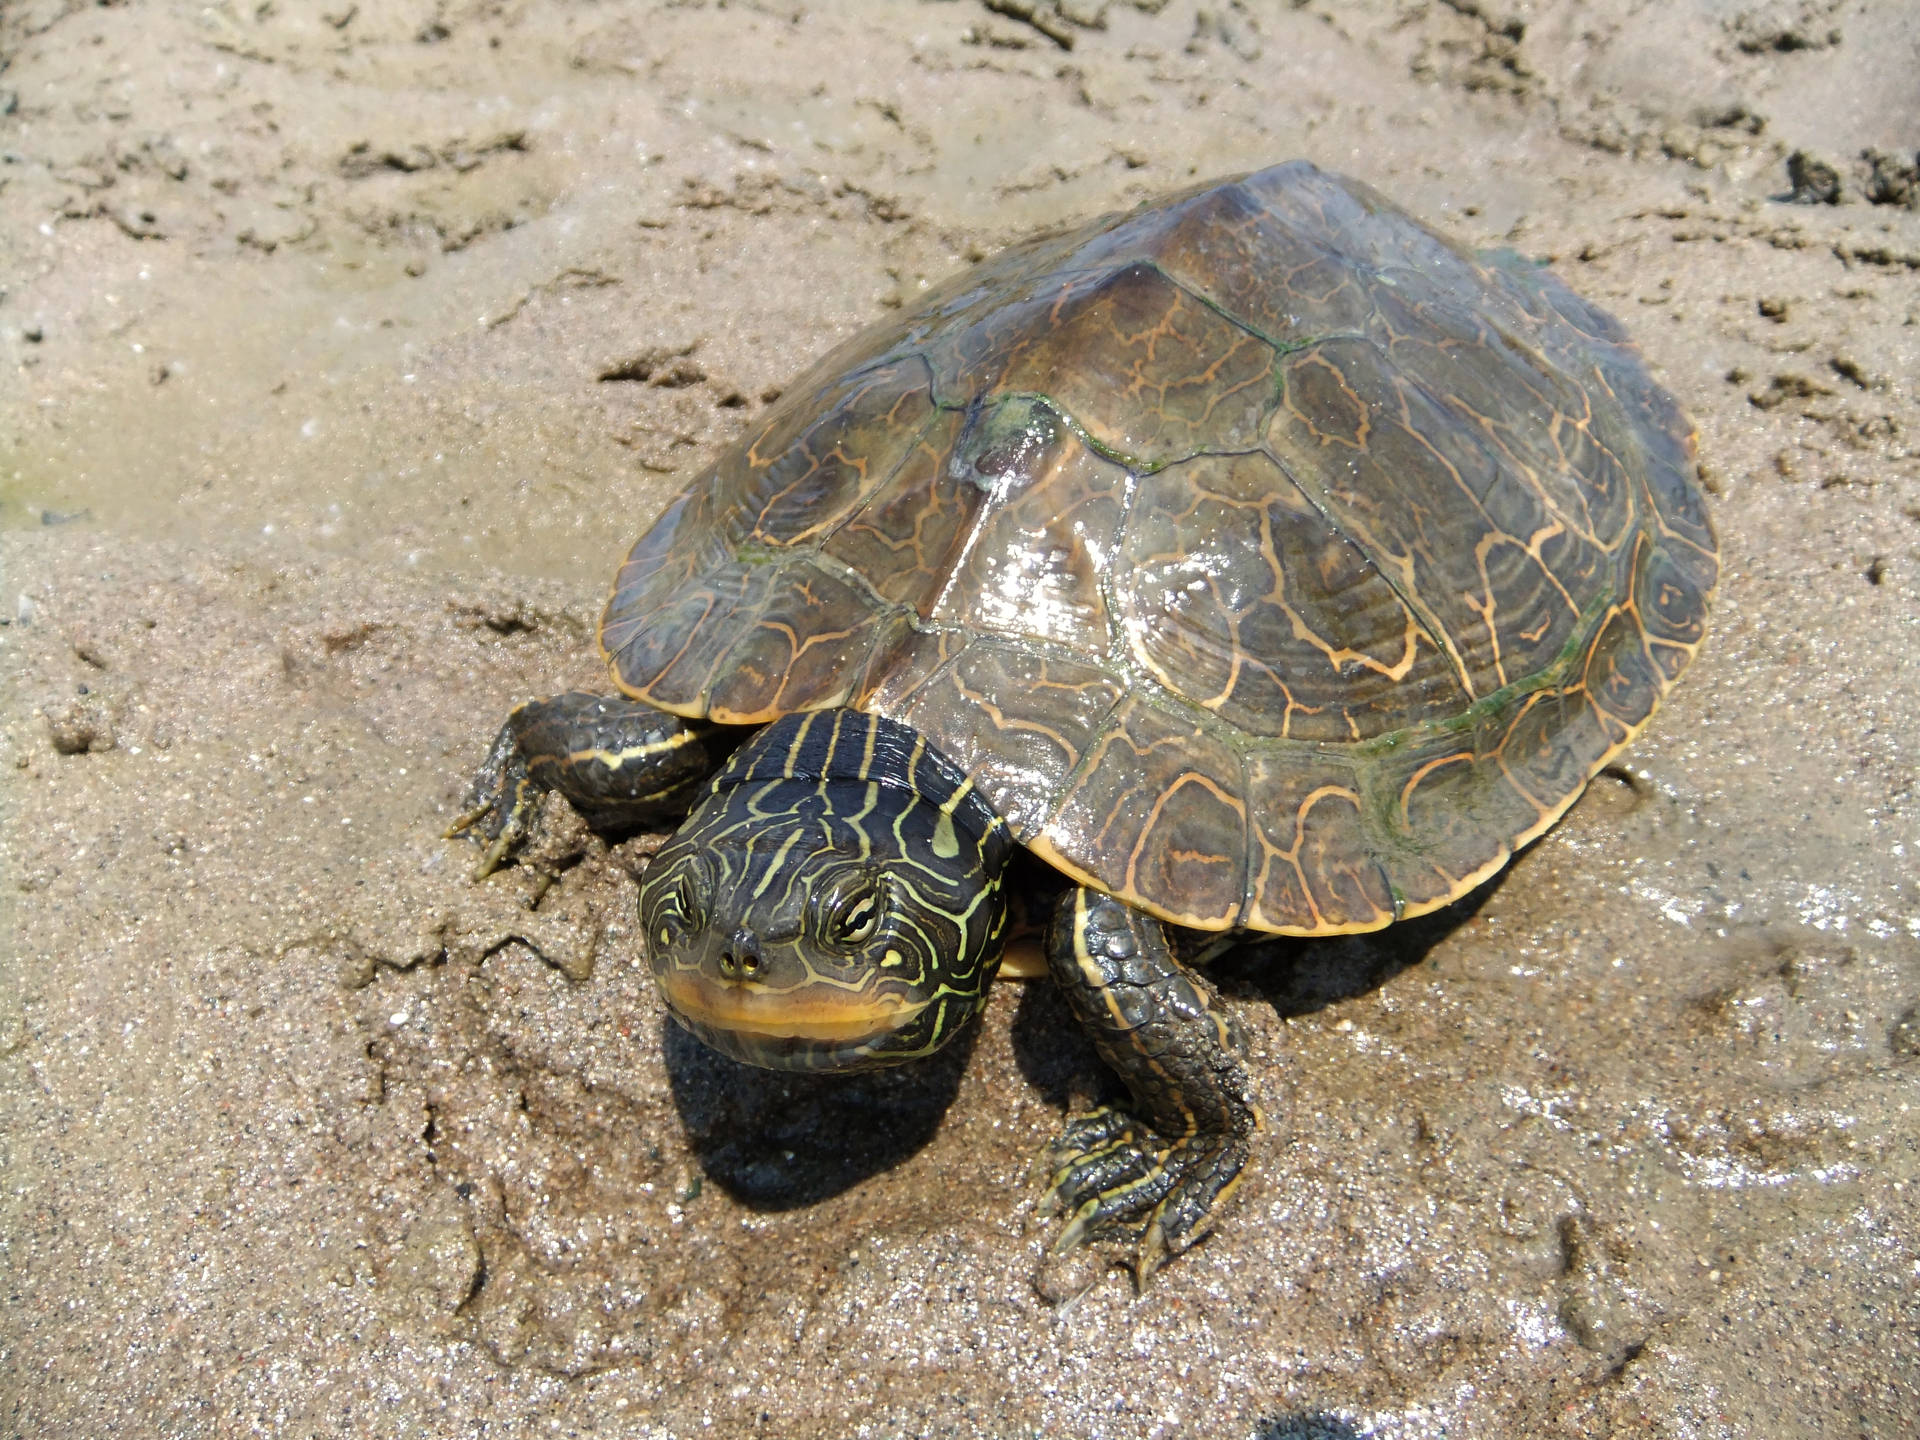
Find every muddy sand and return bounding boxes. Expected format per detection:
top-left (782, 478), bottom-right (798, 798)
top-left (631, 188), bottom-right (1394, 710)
top-left (4, 2), bottom-right (1918, 1436)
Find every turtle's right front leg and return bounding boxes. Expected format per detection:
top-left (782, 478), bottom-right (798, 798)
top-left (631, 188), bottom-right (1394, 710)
top-left (448, 691), bottom-right (727, 877)
top-left (1043, 886), bottom-right (1262, 1281)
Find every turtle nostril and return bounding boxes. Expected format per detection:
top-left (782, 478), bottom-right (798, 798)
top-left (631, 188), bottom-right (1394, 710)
top-left (721, 927), bottom-right (763, 980)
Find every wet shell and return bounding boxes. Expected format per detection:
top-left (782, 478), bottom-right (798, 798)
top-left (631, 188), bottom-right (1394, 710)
top-left (599, 161), bottom-right (1718, 934)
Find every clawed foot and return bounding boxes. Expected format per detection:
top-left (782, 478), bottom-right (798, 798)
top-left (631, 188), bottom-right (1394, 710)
top-left (1038, 887), bottom-right (1264, 1284)
top-left (1040, 1102), bottom-right (1252, 1282)
top-left (445, 723), bottom-right (539, 879)
top-left (447, 694), bottom-right (718, 880)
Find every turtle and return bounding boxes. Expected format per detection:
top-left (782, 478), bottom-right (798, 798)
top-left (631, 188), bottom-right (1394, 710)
top-left (452, 160), bottom-right (1717, 1277)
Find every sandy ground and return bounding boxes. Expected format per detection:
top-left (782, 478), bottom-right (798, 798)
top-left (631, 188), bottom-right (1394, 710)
top-left (3, 1), bottom-right (1919, 1436)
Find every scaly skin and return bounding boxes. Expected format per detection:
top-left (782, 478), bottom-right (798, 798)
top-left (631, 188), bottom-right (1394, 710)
top-left (447, 691), bottom-right (724, 876)
top-left (1044, 886), bottom-right (1262, 1281)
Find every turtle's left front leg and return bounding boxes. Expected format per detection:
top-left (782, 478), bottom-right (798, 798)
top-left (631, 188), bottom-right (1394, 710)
top-left (448, 691), bottom-right (726, 878)
top-left (1044, 886), bottom-right (1262, 1280)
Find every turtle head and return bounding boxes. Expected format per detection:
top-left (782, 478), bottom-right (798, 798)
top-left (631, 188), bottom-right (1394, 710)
top-left (637, 712), bottom-right (1012, 1071)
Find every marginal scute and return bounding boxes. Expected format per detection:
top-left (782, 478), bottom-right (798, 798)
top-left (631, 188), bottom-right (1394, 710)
top-left (1635, 526), bottom-right (1703, 625)
top-left (1500, 685), bottom-right (1612, 820)
top-left (1584, 606), bottom-right (1664, 741)
top-left (597, 161), bottom-right (1719, 934)
top-left (1367, 728), bottom-right (1537, 916)
top-left (605, 555), bottom-right (758, 710)
top-left (601, 488), bottom-right (731, 661)
top-left (1638, 423), bottom-right (1716, 557)
top-left (1244, 749), bottom-right (1396, 934)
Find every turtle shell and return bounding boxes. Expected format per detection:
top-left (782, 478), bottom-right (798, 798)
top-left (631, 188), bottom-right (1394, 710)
top-left (599, 161), bottom-right (1717, 935)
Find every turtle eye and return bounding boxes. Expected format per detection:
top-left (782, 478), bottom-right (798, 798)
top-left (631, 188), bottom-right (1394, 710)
top-left (650, 860), bottom-right (709, 950)
top-left (673, 870), bottom-right (703, 927)
top-left (816, 871), bottom-right (886, 950)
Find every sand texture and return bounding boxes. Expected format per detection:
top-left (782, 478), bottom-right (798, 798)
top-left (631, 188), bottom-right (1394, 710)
top-left (3, 2), bottom-right (1918, 1436)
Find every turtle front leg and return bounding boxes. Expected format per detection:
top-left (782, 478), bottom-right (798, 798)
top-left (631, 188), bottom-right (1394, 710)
top-left (448, 692), bottom-right (726, 877)
top-left (1043, 886), bottom-right (1262, 1281)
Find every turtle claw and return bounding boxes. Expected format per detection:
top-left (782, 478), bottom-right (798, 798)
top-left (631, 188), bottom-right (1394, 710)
top-left (1038, 888), bottom-right (1262, 1281)
top-left (444, 794), bottom-right (522, 878)
top-left (1042, 1108), bottom-right (1249, 1280)
top-left (442, 801), bottom-right (487, 842)
top-left (467, 823), bottom-right (522, 881)
top-left (1050, 1203), bottom-right (1108, 1259)
top-left (446, 726), bottom-right (540, 879)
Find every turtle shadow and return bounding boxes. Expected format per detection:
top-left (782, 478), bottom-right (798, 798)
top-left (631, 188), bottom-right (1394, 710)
top-left (1007, 873), bottom-right (1503, 1108)
top-left (1249, 1413), bottom-right (1365, 1440)
top-left (1214, 873), bottom-right (1502, 1020)
top-left (663, 1015), bottom-right (975, 1210)
top-left (1009, 978), bottom-right (1120, 1112)
top-left (669, 871), bottom-right (1501, 1205)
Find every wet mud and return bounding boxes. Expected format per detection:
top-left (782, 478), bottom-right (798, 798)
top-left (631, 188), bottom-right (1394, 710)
top-left (4, 2), bottom-right (1918, 1436)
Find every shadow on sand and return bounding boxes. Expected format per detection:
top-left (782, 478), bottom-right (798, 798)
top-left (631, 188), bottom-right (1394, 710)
top-left (1214, 878), bottom-right (1499, 1020)
top-left (1010, 878), bottom-right (1500, 1105)
top-left (663, 1014), bottom-right (976, 1209)
top-left (1250, 1412), bottom-right (1367, 1440)
top-left (666, 874), bottom-right (1498, 1210)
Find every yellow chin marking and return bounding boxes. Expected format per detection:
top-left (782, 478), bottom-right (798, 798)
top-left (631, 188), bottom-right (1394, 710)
top-left (660, 973), bottom-right (926, 1045)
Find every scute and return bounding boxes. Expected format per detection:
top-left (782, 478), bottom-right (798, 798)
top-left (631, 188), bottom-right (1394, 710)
top-left (886, 638), bottom-right (1125, 838)
top-left (927, 420), bottom-right (1124, 652)
top-left (924, 261), bottom-right (1280, 466)
top-left (599, 160), bottom-right (1718, 934)
top-left (1120, 449), bottom-right (1467, 742)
